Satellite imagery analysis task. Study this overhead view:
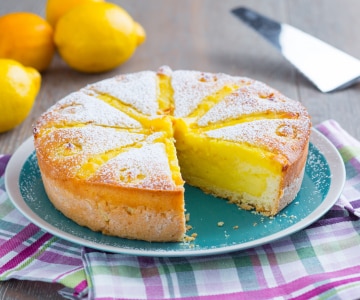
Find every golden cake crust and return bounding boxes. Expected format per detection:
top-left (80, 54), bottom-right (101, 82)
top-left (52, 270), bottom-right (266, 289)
top-left (33, 66), bottom-right (311, 242)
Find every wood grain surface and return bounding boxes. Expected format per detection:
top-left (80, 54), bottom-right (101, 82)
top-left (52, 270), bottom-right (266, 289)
top-left (1, 0), bottom-right (360, 299)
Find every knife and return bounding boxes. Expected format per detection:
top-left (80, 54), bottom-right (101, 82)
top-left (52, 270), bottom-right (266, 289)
top-left (231, 7), bottom-right (360, 93)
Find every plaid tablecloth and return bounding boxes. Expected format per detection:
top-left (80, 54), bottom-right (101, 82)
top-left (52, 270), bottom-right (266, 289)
top-left (1, 119), bottom-right (360, 300)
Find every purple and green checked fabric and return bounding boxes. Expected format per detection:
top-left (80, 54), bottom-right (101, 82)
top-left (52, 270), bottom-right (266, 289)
top-left (0, 155), bottom-right (88, 299)
top-left (1, 119), bottom-right (360, 300)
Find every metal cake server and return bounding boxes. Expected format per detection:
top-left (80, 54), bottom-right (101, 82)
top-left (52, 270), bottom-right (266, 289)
top-left (231, 7), bottom-right (360, 93)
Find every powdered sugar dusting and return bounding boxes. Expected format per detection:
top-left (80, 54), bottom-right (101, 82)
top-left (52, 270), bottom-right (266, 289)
top-left (45, 126), bottom-right (145, 154)
top-left (36, 126), bottom-right (146, 177)
top-left (36, 91), bottom-right (141, 128)
top-left (90, 143), bottom-right (177, 190)
top-left (144, 131), bottom-right (166, 143)
top-left (198, 81), bottom-right (307, 126)
top-left (205, 118), bottom-right (311, 162)
top-left (87, 71), bottom-right (158, 116)
top-left (172, 70), bottom-right (251, 118)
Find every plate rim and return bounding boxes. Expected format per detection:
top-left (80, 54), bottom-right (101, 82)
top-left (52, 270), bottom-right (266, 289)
top-left (5, 129), bottom-right (346, 257)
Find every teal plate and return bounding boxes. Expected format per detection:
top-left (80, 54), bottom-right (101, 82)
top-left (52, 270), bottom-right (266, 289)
top-left (5, 129), bottom-right (345, 257)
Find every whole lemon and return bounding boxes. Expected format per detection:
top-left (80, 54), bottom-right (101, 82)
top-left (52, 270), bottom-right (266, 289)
top-left (46, 0), bottom-right (105, 28)
top-left (0, 59), bottom-right (41, 133)
top-left (0, 12), bottom-right (55, 72)
top-left (54, 2), bottom-right (146, 73)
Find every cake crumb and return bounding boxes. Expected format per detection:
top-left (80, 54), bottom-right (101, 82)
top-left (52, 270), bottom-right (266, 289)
top-left (233, 225), bottom-right (239, 230)
top-left (217, 221), bottom-right (224, 227)
top-left (183, 235), bottom-right (195, 242)
top-left (253, 222), bottom-right (258, 227)
top-left (185, 213), bottom-right (190, 222)
top-left (186, 224), bottom-right (193, 231)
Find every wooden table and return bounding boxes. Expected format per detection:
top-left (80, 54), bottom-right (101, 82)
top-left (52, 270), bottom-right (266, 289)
top-left (1, 0), bottom-right (359, 298)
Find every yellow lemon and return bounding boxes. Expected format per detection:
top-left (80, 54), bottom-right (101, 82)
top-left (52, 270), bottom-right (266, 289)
top-left (54, 2), bottom-right (146, 73)
top-left (0, 12), bottom-right (55, 72)
top-left (46, 0), bottom-right (105, 28)
top-left (0, 59), bottom-right (41, 133)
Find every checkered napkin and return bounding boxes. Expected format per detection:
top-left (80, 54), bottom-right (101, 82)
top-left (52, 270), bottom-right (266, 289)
top-left (1, 119), bottom-right (360, 300)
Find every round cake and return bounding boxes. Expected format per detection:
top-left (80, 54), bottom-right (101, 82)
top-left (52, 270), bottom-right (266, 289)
top-left (33, 66), bottom-right (311, 242)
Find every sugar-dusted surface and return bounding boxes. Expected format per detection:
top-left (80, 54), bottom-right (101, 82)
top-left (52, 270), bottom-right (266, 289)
top-left (90, 143), bottom-right (178, 190)
top-left (197, 81), bottom-right (308, 126)
top-left (39, 126), bottom-right (145, 156)
top-left (87, 71), bottom-right (159, 116)
top-left (36, 126), bottom-right (145, 177)
top-left (171, 70), bottom-right (252, 118)
top-left (35, 91), bottom-right (142, 129)
top-left (205, 118), bottom-right (311, 162)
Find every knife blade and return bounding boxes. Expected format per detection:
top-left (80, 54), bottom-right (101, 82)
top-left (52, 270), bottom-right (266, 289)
top-left (231, 7), bottom-right (360, 93)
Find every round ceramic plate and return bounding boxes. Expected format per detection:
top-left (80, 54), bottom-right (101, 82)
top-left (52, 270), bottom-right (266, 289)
top-left (5, 129), bottom-right (345, 257)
